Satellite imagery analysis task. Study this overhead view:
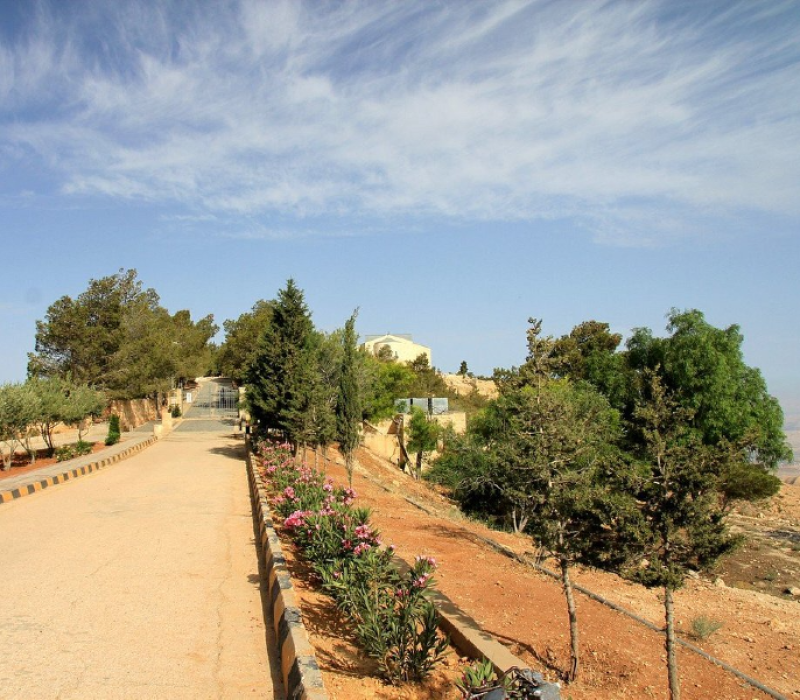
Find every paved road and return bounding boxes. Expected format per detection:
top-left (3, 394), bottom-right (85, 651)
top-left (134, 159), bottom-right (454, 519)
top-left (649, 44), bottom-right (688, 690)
top-left (0, 407), bottom-right (283, 699)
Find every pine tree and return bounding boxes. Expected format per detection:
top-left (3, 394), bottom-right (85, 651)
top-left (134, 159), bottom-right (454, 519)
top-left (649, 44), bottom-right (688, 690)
top-left (246, 279), bottom-right (315, 449)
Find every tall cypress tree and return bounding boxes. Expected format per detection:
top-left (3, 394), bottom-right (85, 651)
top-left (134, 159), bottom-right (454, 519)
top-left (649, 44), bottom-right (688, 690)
top-left (246, 279), bottom-right (315, 448)
top-left (336, 311), bottom-right (362, 486)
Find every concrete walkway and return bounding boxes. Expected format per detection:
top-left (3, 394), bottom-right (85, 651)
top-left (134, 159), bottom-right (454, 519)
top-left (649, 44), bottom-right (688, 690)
top-left (0, 416), bottom-right (283, 699)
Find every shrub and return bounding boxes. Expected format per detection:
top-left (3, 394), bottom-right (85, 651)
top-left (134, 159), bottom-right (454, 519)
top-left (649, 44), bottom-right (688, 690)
top-left (456, 658), bottom-right (503, 698)
top-left (55, 441), bottom-right (94, 462)
top-left (105, 414), bottom-right (121, 446)
top-left (170, 405), bottom-right (182, 418)
top-left (256, 439), bottom-right (449, 684)
top-left (690, 616), bottom-right (723, 640)
top-left (322, 553), bottom-right (448, 683)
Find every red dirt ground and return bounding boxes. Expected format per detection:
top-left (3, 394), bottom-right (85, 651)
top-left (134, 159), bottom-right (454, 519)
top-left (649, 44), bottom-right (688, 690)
top-left (0, 443), bottom-right (107, 482)
top-left (281, 446), bottom-right (799, 700)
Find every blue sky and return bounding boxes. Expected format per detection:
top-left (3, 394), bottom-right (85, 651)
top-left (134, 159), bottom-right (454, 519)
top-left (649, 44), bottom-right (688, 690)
top-left (1, 0), bottom-right (799, 419)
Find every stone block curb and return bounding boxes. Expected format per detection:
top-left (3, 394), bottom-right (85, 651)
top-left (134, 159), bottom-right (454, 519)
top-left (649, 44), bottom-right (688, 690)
top-left (0, 437), bottom-right (157, 505)
top-left (246, 442), bottom-right (329, 700)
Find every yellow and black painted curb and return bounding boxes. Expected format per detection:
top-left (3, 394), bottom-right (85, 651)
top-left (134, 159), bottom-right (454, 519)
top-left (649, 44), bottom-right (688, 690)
top-left (0, 436), bottom-right (157, 505)
top-left (246, 442), bottom-right (329, 700)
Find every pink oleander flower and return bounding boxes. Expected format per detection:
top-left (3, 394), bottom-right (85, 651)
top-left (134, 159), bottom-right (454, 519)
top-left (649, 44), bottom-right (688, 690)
top-left (284, 510), bottom-right (309, 528)
top-left (413, 573), bottom-right (432, 589)
top-left (354, 524), bottom-right (373, 540)
top-left (341, 539), bottom-right (353, 551)
top-left (283, 486), bottom-right (295, 499)
top-left (353, 543), bottom-right (371, 556)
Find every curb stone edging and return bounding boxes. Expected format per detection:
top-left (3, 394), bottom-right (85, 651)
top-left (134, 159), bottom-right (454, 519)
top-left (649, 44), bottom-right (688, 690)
top-left (245, 441), bottom-right (329, 700)
top-left (0, 437), bottom-right (157, 505)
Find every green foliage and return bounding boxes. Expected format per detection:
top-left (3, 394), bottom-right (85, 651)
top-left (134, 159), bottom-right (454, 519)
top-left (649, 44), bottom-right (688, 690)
top-left (337, 311), bottom-right (363, 485)
top-left (257, 439), bottom-right (448, 685)
top-left (216, 300), bottom-right (274, 383)
top-left (55, 440), bottom-right (94, 462)
top-left (28, 269), bottom-right (217, 399)
top-left (24, 376), bottom-right (69, 455)
top-left (323, 554), bottom-right (449, 684)
top-left (625, 309), bottom-right (790, 469)
top-left (623, 372), bottom-right (742, 700)
top-left (362, 357), bottom-right (416, 422)
top-left (458, 361), bottom-right (469, 377)
top-left (406, 407), bottom-right (441, 479)
top-left (456, 658), bottom-right (504, 698)
top-left (690, 616), bottom-right (723, 640)
top-left (59, 383), bottom-right (104, 442)
top-left (553, 320), bottom-right (630, 410)
top-left (105, 414), bottom-right (121, 446)
top-left (246, 280), bottom-right (318, 448)
top-left (170, 405), bottom-right (182, 418)
top-left (0, 383), bottom-right (36, 470)
top-left (624, 372), bottom-right (740, 591)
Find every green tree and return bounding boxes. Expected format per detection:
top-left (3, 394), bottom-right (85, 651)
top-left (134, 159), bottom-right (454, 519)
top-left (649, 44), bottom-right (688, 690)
top-left (310, 330), bottom-right (341, 465)
top-left (362, 357), bottom-right (416, 422)
top-left (217, 300), bottom-right (274, 383)
top-left (624, 372), bottom-right (740, 700)
top-left (246, 279), bottom-right (316, 450)
top-left (29, 269), bottom-right (217, 400)
top-left (60, 382), bottom-right (105, 442)
top-left (0, 383), bottom-right (35, 470)
top-left (458, 360), bottom-right (469, 376)
top-left (25, 376), bottom-right (70, 455)
top-left (405, 407), bottom-right (441, 480)
top-left (111, 305), bottom-right (217, 399)
top-left (490, 320), bottom-right (628, 682)
top-left (28, 269), bottom-right (159, 386)
top-left (337, 312), bottom-right (362, 486)
top-left (553, 320), bottom-right (630, 410)
top-left (406, 353), bottom-right (449, 397)
top-left (625, 309), bottom-right (788, 501)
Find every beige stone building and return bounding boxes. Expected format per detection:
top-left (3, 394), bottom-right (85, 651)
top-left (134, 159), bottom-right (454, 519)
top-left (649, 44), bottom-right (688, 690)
top-left (362, 334), bottom-right (432, 365)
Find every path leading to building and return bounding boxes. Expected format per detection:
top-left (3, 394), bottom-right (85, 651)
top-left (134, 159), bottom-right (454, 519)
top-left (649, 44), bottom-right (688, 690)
top-left (0, 383), bottom-right (282, 700)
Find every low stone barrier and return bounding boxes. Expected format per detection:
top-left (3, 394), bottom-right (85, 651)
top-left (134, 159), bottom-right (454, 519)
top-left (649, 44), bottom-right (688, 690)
top-left (245, 441), bottom-right (329, 700)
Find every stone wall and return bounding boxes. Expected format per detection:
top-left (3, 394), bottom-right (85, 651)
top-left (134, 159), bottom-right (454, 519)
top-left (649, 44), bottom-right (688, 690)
top-left (361, 412), bottom-right (467, 467)
top-left (107, 398), bottom-right (160, 431)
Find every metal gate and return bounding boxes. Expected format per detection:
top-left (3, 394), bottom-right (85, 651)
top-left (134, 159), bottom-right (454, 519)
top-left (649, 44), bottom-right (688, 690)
top-left (188, 380), bottom-right (239, 419)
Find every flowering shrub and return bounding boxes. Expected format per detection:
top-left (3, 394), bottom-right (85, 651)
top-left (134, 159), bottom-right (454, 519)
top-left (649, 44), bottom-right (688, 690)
top-left (322, 552), bottom-right (448, 683)
top-left (255, 438), bottom-right (448, 684)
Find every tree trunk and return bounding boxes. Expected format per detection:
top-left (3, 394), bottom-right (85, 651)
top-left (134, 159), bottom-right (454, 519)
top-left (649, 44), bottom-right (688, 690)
top-left (346, 452), bottom-right (354, 487)
top-left (415, 450), bottom-right (423, 480)
top-left (664, 586), bottom-right (681, 700)
top-left (560, 556), bottom-right (580, 682)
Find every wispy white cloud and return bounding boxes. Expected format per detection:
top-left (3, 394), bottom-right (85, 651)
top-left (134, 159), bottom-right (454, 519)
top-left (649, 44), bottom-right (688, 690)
top-left (1, 0), bottom-right (798, 244)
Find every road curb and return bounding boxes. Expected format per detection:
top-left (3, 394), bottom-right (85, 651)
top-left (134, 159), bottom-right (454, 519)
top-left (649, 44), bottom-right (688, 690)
top-left (246, 442), bottom-right (329, 700)
top-left (0, 436), bottom-right (157, 505)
